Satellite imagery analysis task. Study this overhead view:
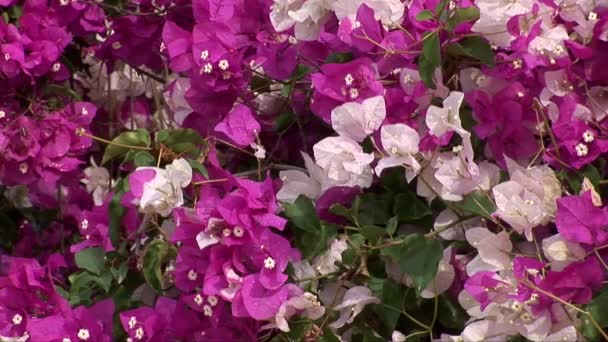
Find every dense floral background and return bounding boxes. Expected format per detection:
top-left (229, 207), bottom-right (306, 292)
top-left (3, 0), bottom-right (608, 341)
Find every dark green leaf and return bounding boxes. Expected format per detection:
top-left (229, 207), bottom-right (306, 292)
top-left (448, 36), bottom-right (495, 67)
top-left (583, 164), bottom-right (601, 189)
top-left (102, 129), bottom-right (151, 164)
top-left (75, 247), bottom-right (105, 275)
top-left (111, 262), bottom-right (129, 284)
top-left (43, 84), bottom-right (82, 101)
top-left (423, 32), bottom-right (441, 67)
top-left (452, 191), bottom-right (496, 219)
top-left (361, 225), bottom-right (386, 243)
top-left (187, 159), bottom-right (209, 179)
top-left (418, 55), bottom-right (437, 89)
top-left (447, 6), bottom-right (480, 31)
top-left (325, 52), bottom-right (354, 64)
top-left (283, 196), bottom-right (321, 233)
top-left (393, 192), bottom-right (432, 222)
top-left (437, 294), bottom-right (468, 329)
top-left (132, 151), bottom-right (155, 166)
top-left (320, 328), bottom-right (341, 342)
top-left (142, 240), bottom-right (177, 292)
top-left (358, 193), bottom-right (392, 226)
top-left (285, 319), bottom-right (314, 341)
top-left (156, 128), bottom-right (204, 155)
top-left (371, 278), bottom-right (407, 335)
top-left (382, 234), bottom-right (443, 291)
top-left (294, 222), bottom-right (337, 260)
top-left (416, 10), bottom-right (434, 21)
top-left (109, 179), bottom-right (129, 249)
top-left (386, 216), bottom-right (399, 236)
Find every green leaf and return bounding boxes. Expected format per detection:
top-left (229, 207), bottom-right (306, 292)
top-left (130, 151), bottom-right (155, 167)
top-left (416, 10), bottom-right (434, 21)
top-left (283, 196), bottom-right (321, 233)
top-left (393, 192), bottom-right (432, 222)
top-left (109, 179), bottom-right (129, 249)
top-left (102, 129), bottom-right (151, 165)
top-left (325, 52), bottom-right (354, 64)
top-left (423, 32), bottom-right (441, 67)
top-left (358, 193), bottom-right (392, 226)
top-left (286, 319), bottom-right (314, 341)
top-left (448, 36), bottom-right (496, 67)
top-left (156, 128), bottom-right (204, 155)
top-left (320, 328), bottom-right (341, 342)
top-left (452, 191), bottom-right (496, 219)
top-left (361, 225), bottom-right (386, 243)
top-left (382, 234), bottom-right (443, 291)
top-left (187, 159), bottom-right (209, 179)
top-left (437, 294), bottom-right (468, 329)
top-left (583, 164), bottom-right (601, 189)
top-left (111, 262), bottom-right (129, 284)
top-left (75, 247), bottom-right (105, 275)
top-left (447, 6), bottom-right (480, 31)
top-left (43, 84), bottom-right (82, 101)
top-left (418, 55), bottom-right (437, 89)
top-left (587, 289), bottom-right (608, 335)
top-left (370, 278), bottom-right (408, 335)
top-left (386, 216), bottom-right (399, 236)
top-left (142, 240), bottom-right (177, 292)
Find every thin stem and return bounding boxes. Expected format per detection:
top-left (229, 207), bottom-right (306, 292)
top-left (402, 331), bottom-right (428, 341)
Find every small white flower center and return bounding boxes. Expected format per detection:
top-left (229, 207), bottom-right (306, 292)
top-left (128, 316), bottom-right (137, 329)
top-left (349, 88), bottom-right (359, 99)
top-left (187, 269), bottom-right (198, 281)
top-left (512, 59), bottom-right (522, 70)
top-left (135, 327), bottom-right (144, 340)
top-left (588, 11), bottom-right (598, 21)
top-left (52, 63), bottom-right (61, 72)
top-left (200, 50), bottom-right (209, 60)
top-left (575, 143), bottom-right (589, 157)
top-left (233, 226), bottom-right (244, 238)
top-left (583, 130), bottom-right (595, 143)
top-left (19, 163), bottom-right (28, 174)
top-left (344, 73), bottom-right (354, 86)
top-left (81, 107), bottom-right (88, 116)
top-left (12, 313), bottom-right (23, 325)
top-left (194, 294), bottom-right (204, 305)
top-left (77, 329), bottom-right (90, 340)
top-left (4, 53), bottom-right (10, 61)
top-left (218, 59), bottom-right (229, 71)
top-left (202, 63), bottom-right (213, 74)
top-left (0, 110), bottom-right (5, 118)
top-left (207, 295), bottom-right (218, 306)
top-left (263, 256), bottom-right (276, 269)
top-left (112, 41), bottom-right (121, 50)
top-left (81, 219), bottom-right (89, 230)
top-left (452, 145), bottom-right (463, 153)
top-left (203, 305), bottom-right (213, 316)
top-left (222, 228), bottom-right (231, 237)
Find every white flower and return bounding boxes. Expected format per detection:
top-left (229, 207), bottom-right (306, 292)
top-left (331, 96), bottom-right (386, 142)
top-left (81, 157), bottom-right (111, 206)
top-left (375, 123), bottom-right (421, 182)
top-left (277, 153), bottom-right (325, 203)
top-left (329, 286), bottom-right (380, 328)
top-left (313, 136), bottom-right (374, 189)
top-left (138, 158), bottom-right (192, 217)
top-left (492, 181), bottom-right (545, 240)
top-left (471, 0), bottom-right (535, 48)
top-left (265, 292), bottom-right (325, 332)
top-left (163, 77), bottom-right (193, 126)
top-left (313, 238), bottom-right (348, 275)
top-left (465, 228), bottom-right (512, 273)
top-left (541, 234), bottom-right (586, 271)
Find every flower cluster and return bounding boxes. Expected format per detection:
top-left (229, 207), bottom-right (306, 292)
top-left (4, 0), bottom-right (608, 341)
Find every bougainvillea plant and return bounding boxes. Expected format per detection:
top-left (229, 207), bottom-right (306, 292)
top-left (4, 0), bottom-right (608, 341)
